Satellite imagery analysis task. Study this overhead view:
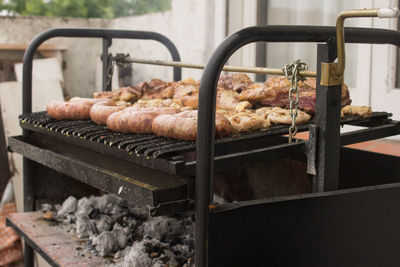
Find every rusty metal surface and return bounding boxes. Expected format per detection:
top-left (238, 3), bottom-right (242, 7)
top-left (6, 212), bottom-right (114, 267)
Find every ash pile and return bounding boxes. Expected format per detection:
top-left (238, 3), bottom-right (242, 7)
top-left (43, 194), bottom-right (194, 267)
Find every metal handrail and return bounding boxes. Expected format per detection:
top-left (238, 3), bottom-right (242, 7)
top-left (22, 28), bottom-right (181, 115)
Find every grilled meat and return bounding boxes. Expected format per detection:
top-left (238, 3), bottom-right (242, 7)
top-left (89, 100), bottom-right (130, 125)
top-left (47, 97), bottom-right (104, 120)
top-left (152, 110), bottom-right (232, 140)
top-left (239, 76), bottom-right (352, 114)
top-left (341, 105), bottom-right (372, 118)
top-left (218, 73), bottom-right (253, 92)
top-left (133, 98), bottom-right (192, 111)
top-left (93, 86), bottom-right (142, 103)
top-left (138, 79), bottom-right (175, 100)
top-left (106, 107), bottom-right (180, 134)
top-left (255, 107), bottom-right (311, 125)
top-left (217, 109), bottom-right (271, 133)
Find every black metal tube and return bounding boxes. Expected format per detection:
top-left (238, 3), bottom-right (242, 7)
top-left (196, 25), bottom-right (400, 266)
top-left (102, 38), bottom-right (112, 91)
top-left (22, 28), bottom-right (182, 114)
top-left (313, 43), bottom-right (342, 192)
top-left (23, 156), bottom-right (34, 267)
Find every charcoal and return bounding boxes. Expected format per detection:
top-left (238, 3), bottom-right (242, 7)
top-left (123, 241), bottom-right (152, 267)
top-left (41, 203), bottom-right (53, 212)
top-left (75, 197), bottom-right (94, 217)
top-left (49, 194), bottom-right (197, 266)
top-left (114, 246), bottom-right (131, 259)
top-left (166, 256), bottom-right (179, 267)
top-left (96, 215), bottom-right (112, 233)
top-left (142, 216), bottom-right (183, 241)
top-left (76, 215), bottom-right (96, 238)
top-left (64, 214), bottom-right (76, 224)
top-left (57, 196), bottom-right (77, 217)
top-left (91, 223), bottom-right (128, 257)
top-left (113, 223), bottom-right (129, 248)
top-left (95, 194), bottom-right (124, 214)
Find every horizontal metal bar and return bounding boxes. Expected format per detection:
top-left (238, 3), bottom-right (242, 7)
top-left (8, 135), bottom-right (191, 214)
top-left (122, 57), bottom-right (317, 77)
top-left (340, 122), bottom-right (400, 146)
top-left (184, 141), bottom-right (306, 175)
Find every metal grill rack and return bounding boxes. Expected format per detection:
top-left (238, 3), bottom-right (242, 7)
top-left (18, 111), bottom-right (393, 160)
top-left (5, 25), bottom-right (400, 267)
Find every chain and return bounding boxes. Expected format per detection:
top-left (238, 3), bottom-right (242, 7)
top-left (283, 59), bottom-right (308, 143)
top-left (105, 53), bottom-right (130, 91)
top-left (105, 53), bottom-right (115, 91)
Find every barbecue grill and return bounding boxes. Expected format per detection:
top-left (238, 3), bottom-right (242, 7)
top-left (5, 12), bottom-right (400, 267)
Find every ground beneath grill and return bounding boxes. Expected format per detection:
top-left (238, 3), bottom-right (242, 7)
top-left (7, 212), bottom-right (114, 266)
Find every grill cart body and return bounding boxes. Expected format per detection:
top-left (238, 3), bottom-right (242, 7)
top-left (5, 26), bottom-right (400, 267)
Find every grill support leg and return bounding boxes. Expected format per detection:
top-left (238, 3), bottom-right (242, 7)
top-left (23, 156), bottom-right (34, 267)
top-left (312, 42), bottom-right (342, 192)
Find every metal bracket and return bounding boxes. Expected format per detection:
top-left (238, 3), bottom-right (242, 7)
top-left (320, 62), bottom-right (343, 86)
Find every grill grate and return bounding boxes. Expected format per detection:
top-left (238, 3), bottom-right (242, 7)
top-left (19, 111), bottom-right (393, 161)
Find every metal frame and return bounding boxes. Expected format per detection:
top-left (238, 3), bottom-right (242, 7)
top-left (196, 25), bottom-right (400, 266)
top-left (10, 25), bottom-right (400, 267)
top-left (22, 28), bottom-right (182, 115)
top-left (20, 27), bottom-right (181, 267)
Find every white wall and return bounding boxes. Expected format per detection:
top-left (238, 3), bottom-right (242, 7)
top-left (0, 16), bottom-right (110, 98)
top-left (226, 0), bottom-right (257, 80)
top-left (109, 0), bottom-right (226, 85)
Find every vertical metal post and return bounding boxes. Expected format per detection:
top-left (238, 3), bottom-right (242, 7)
top-left (22, 35), bottom-right (36, 267)
top-left (102, 38), bottom-right (112, 91)
top-left (313, 42), bottom-right (342, 192)
top-left (23, 156), bottom-right (34, 267)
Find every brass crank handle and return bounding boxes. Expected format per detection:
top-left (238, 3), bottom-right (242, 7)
top-left (321, 7), bottom-right (400, 86)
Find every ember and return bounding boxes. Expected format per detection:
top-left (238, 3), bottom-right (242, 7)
top-left (44, 194), bottom-right (194, 266)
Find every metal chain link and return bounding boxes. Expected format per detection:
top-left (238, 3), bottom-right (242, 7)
top-left (105, 53), bottom-right (130, 91)
top-left (283, 59), bottom-right (309, 143)
top-left (105, 53), bottom-right (115, 91)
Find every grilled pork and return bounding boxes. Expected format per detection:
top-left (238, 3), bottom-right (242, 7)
top-left (217, 109), bottom-right (271, 133)
top-left (93, 86), bottom-right (142, 103)
top-left (238, 76), bottom-right (352, 114)
top-left (47, 97), bottom-right (104, 120)
top-left (106, 107), bottom-right (180, 134)
top-left (89, 100), bottom-right (130, 125)
top-left (152, 110), bottom-right (232, 140)
top-left (341, 105), bottom-right (372, 118)
top-left (255, 107), bottom-right (311, 125)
